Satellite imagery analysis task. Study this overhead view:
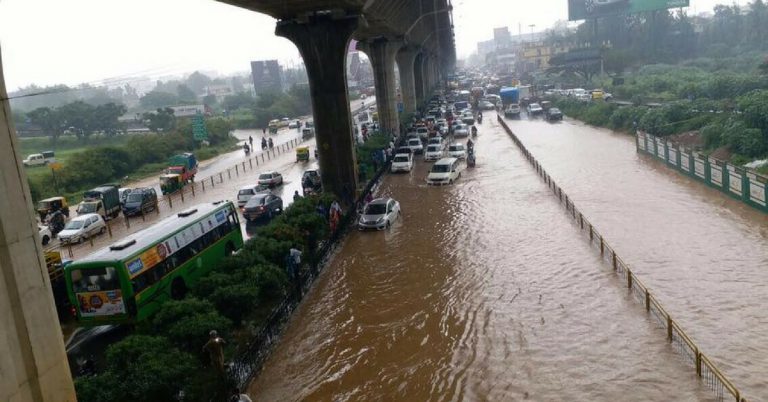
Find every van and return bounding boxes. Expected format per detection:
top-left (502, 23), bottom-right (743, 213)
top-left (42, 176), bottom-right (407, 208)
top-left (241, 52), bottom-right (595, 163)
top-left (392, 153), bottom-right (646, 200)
top-left (426, 158), bottom-right (461, 185)
top-left (122, 187), bottom-right (158, 217)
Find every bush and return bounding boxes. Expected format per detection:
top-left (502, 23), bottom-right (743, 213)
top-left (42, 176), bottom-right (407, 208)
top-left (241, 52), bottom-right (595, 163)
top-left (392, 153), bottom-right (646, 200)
top-left (149, 298), bottom-right (233, 352)
top-left (75, 335), bottom-right (197, 402)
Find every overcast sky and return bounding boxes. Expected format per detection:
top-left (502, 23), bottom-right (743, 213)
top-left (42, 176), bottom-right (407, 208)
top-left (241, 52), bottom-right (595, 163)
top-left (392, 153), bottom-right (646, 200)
top-left (0, 0), bottom-right (744, 91)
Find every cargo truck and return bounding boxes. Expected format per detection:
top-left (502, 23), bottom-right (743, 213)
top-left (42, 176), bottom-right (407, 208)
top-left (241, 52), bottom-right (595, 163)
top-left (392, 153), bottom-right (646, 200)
top-left (165, 153), bottom-right (198, 183)
top-left (77, 184), bottom-right (121, 220)
top-left (500, 87), bottom-right (521, 118)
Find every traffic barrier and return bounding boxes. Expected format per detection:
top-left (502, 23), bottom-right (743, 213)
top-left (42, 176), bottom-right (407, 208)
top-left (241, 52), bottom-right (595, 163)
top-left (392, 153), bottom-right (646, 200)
top-left (498, 115), bottom-right (748, 402)
top-left (637, 131), bottom-right (768, 214)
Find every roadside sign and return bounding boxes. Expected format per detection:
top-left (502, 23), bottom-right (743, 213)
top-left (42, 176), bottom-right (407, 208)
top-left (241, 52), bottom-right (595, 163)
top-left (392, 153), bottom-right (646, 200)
top-left (192, 114), bottom-right (208, 141)
top-left (49, 162), bottom-right (63, 171)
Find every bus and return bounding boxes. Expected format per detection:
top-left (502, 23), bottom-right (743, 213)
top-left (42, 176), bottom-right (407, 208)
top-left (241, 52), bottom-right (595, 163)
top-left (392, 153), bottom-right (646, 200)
top-left (64, 201), bottom-right (243, 326)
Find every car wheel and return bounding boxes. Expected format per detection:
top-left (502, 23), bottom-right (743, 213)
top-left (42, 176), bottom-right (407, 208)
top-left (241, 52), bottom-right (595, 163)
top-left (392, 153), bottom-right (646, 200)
top-left (42, 235), bottom-right (50, 246)
top-left (100, 227), bottom-right (106, 234)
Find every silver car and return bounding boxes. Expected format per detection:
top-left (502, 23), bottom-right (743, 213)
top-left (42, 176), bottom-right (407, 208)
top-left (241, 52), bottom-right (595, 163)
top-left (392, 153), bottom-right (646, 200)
top-left (358, 197), bottom-right (401, 230)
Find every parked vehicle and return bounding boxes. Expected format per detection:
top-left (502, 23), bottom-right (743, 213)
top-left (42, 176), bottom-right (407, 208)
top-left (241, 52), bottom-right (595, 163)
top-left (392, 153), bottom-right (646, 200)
top-left (37, 196), bottom-right (70, 222)
top-left (237, 184), bottom-right (270, 208)
top-left (165, 153), bottom-right (198, 183)
top-left (407, 138), bottom-right (424, 154)
top-left (546, 107), bottom-right (564, 121)
top-left (78, 185), bottom-right (121, 220)
top-left (122, 187), bottom-right (158, 217)
top-left (296, 146), bottom-right (310, 162)
top-left (160, 173), bottom-right (184, 195)
top-left (242, 193), bottom-right (283, 221)
top-left (424, 144), bottom-right (444, 161)
top-left (427, 157), bottom-right (462, 185)
top-left (258, 171), bottom-right (284, 187)
top-left (39, 224), bottom-right (52, 246)
top-left (390, 153), bottom-right (414, 173)
top-left (528, 103), bottom-right (544, 115)
top-left (358, 197), bottom-right (400, 230)
top-left (57, 214), bottom-right (106, 244)
top-left (448, 143), bottom-right (467, 159)
top-left (23, 151), bottom-right (56, 167)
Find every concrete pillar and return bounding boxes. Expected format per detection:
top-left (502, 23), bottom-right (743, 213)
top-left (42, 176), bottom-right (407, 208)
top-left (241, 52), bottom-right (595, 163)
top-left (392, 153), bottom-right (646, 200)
top-left (357, 38), bottom-right (399, 138)
top-left (396, 47), bottom-right (419, 115)
top-left (276, 15), bottom-right (359, 205)
top-left (0, 46), bottom-right (76, 402)
top-left (414, 53), bottom-right (425, 109)
top-left (421, 54), bottom-right (433, 101)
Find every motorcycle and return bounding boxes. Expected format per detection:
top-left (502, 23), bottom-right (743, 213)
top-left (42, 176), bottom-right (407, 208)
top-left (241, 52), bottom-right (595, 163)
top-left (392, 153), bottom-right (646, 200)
top-left (47, 211), bottom-right (65, 237)
top-left (243, 144), bottom-right (251, 156)
top-left (467, 149), bottom-right (476, 168)
top-left (471, 126), bottom-right (478, 137)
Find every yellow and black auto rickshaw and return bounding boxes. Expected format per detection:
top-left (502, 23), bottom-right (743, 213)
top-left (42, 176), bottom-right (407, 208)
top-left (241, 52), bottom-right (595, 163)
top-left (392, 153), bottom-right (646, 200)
top-left (296, 146), bottom-right (310, 162)
top-left (37, 196), bottom-right (70, 222)
top-left (160, 173), bottom-right (184, 195)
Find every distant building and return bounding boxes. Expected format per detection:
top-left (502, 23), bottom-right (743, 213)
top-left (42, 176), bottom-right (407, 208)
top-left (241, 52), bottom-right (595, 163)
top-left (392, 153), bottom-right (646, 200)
top-left (205, 84), bottom-right (234, 97)
top-left (170, 104), bottom-right (206, 117)
top-left (518, 42), bottom-right (572, 73)
top-left (493, 27), bottom-right (513, 50)
top-left (250, 60), bottom-right (284, 95)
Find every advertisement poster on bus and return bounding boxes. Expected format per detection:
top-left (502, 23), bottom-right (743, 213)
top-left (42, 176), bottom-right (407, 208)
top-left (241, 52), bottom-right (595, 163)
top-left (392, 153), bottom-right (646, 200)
top-left (77, 290), bottom-right (126, 317)
top-left (568, 0), bottom-right (690, 21)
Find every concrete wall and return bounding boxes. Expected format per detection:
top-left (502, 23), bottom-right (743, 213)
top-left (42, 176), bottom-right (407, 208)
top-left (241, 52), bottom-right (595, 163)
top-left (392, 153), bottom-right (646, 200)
top-left (0, 46), bottom-right (77, 402)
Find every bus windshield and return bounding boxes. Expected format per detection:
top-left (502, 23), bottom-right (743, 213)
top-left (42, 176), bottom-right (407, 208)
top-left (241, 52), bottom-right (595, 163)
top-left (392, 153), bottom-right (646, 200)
top-left (71, 266), bottom-right (121, 293)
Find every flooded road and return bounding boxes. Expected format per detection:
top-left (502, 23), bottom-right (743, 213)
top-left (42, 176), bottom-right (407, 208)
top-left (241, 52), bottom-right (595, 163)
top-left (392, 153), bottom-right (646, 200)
top-left (507, 115), bottom-right (768, 400)
top-left (249, 116), bottom-right (713, 401)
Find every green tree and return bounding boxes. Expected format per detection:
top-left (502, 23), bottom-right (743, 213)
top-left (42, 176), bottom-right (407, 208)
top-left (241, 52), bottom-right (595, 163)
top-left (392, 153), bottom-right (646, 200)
top-left (185, 71), bottom-right (212, 94)
top-left (139, 91), bottom-right (178, 110)
top-left (58, 101), bottom-right (95, 140)
top-left (202, 94), bottom-right (217, 107)
top-left (737, 89), bottom-right (768, 131)
top-left (143, 107), bottom-right (176, 132)
top-left (75, 335), bottom-right (197, 402)
top-left (149, 298), bottom-right (232, 352)
top-left (27, 107), bottom-right (64, 144)
top-left (222, 92), bottom-right (256, 112)
top-left (91, 102), bottom-right (127, 136)
top-left (177, 84), bottom-right (197, 104)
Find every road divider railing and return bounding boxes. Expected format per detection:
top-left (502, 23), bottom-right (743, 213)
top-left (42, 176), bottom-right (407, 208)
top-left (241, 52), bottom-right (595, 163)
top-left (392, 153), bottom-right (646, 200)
top-left (637, 131), bottom-right (768, 214)
top-left (58, 135), bottom-right (311, 258)
top-left (498, 115), bottom-right (748, 402)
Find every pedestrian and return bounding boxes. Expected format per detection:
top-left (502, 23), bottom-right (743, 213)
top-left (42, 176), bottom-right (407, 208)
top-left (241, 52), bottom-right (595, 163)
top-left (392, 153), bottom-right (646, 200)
top-left (316, 202), bottom-right (327, 220)
top-left (262, 127), bottom-right (266, 135)
top-left (330, 200), bottom-right (342, 216)
top-left (202, 330), bottom-right (226, 374)
top-left (268, 138), bottom-right (274, 149)
top-left (294, 190), bottom-right (302, 202)
top-left (261, 137), bottom-right (267, 150)
top-left (229, 387), bottom-right (253, 402)
top-left (249, 135), bottom-right (253, 149)
top-left (371, 151), bottom-right (379, 171)
top-left (385, 147), bottom-right (392, 162)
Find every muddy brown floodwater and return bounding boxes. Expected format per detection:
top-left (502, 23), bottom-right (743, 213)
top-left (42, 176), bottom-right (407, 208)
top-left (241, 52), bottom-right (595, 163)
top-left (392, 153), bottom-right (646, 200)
top-left (508, 115), bottom-right (768, 401)
top-left (248, 116), bottom-right (715, 401)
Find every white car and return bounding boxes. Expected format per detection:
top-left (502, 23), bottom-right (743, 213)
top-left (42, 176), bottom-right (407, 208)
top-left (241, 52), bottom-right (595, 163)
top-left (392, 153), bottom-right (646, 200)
top-left (57, 214), bottom-right (106, 244)
top-left (454, 124), bottom-right (469, 138)
top-left (390, 153), bottom-right (414, 173)
top-left (358, 197), bottom-right (400, 230)
top-left (288, 120), bottom-right (300, 129)
top-left (448, 143), bottom-right (467, 159)
top-left (258, 171), bottom-right (284, 187)
top-left (461, 112), bottom-right (475, 125)
top-left (38, 224), bottom-right (52, 246)
top-left (424, 144), bottom-right (443, 161)
top-left (407, 138), bottom-right (424, 154)
top-left (416, 127), bottom-right (429, 141)
top-left (427, 137), bottom-right (443, 148)
top-left (528, 103), bottom-right (544, 115)
top-left (427, 158), bottom-right (462, 185)
top-left (237, 184), bottom-right (270, 208)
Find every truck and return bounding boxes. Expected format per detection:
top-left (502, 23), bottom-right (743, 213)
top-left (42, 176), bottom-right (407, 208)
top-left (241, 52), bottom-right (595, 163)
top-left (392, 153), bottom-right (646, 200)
top-left (500, 87), bottom-right (521, 118)
top-left (77, 184), bottom-right (121, 220)
top-left (23, 151), bottom-right (55, 167)
top-left (165, 153), bottom-right (198, 183)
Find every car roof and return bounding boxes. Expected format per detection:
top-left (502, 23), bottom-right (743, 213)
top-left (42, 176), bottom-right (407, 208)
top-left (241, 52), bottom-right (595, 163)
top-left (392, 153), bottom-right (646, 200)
top-left (435, 157), bottom-right (458, 165)
top-left (260, 171), bottom-right (279, 175)
top-left (73, 213), bottom-right (99, 221)
top-left (368, 197), bottom-right (391, 205)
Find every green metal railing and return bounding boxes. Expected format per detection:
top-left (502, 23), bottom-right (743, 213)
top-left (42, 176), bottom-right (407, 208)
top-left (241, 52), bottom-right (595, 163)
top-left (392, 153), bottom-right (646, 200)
top-left (498, 115), bottom-right (748, 402)
top-left (637, 131), bottom-right (768, 214)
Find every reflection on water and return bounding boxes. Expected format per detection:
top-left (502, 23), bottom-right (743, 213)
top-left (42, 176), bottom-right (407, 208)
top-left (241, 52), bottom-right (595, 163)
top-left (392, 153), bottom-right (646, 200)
top-left (248, 115), bottom-right (713, 401)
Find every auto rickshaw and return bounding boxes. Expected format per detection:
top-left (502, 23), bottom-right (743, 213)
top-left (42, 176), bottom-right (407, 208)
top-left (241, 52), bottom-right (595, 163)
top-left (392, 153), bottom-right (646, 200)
top-left (37, 196), bottom-right (70, 222)
top-left (302, 127), bottom-right (314, 139)
top-left (160, 173), bottom-right (184, 195)
top-left (296, 146), bottom-right (310, 162)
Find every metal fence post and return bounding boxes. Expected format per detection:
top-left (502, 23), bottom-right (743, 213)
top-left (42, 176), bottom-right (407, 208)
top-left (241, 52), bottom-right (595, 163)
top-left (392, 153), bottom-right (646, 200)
top-left (600, 237), bottom-right (604, 255)
top-left (627, 270), bottom-right (632, 289)
top-left (168, 195), bottom-right (173, 209)
top-left (612, 252), bottom-right (617, 270)
top-left (589, 224), bottom-right (593, 241)
top-left (191, 182), bottom-right (195, 197)
top-left (645, 289), bottom-right (650, 312)
top-left (202, 180), bottom-right (206, 192)
top-left (106, 218), bottom-right (113, 237)
top-left (579, 213), bottom-right (583, 229)
top-left (249, 159), bottom-right (253, 169)
top-left (211, 176), bottom-right (215, 188)
top-left (695, 348), bottom-right (702, 376)
top-left (667, 316), bottom-right (673, 341)
top-left (180, 189), bottom-right (185, 203)
top-left (228, 169), bottom-right (232, 180)
top-left (235, 164), bottom-right (239, 176)
top-left (125, 213), bottom-right (131, 228)
top-left (219, 172), bottom-right (223, 183)
top-left (242, 161), bottom-right (246, 172)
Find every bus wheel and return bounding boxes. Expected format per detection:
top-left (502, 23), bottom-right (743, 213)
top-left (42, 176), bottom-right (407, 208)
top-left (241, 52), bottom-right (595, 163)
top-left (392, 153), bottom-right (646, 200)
top-left (225, 242), bottom-right (235, 256)
top-left (171, 278), bottom-right (187, 300)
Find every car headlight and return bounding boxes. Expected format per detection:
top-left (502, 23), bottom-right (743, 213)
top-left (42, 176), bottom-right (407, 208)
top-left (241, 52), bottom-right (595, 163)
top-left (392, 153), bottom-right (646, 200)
top-left (376, 217), bottom-right (384, 223)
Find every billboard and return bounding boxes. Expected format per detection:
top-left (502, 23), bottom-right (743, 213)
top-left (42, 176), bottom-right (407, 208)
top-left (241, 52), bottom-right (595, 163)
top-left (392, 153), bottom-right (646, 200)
top-left (568, 0), bottom-right (690, 21)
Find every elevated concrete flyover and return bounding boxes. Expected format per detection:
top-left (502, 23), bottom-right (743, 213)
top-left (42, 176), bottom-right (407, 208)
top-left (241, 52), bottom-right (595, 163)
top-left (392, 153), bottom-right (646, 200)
top-left (218, 0), bottom-right (456, 204)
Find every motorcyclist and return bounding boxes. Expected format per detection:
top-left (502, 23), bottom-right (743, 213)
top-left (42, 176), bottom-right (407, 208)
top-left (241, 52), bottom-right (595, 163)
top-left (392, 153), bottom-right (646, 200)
top-left (243, 143), bottom-right (250, 155)
top-left (466, 138), bottom-right (474, 151)
top-left (471, 125), bottom-right (478, 137)
top-left (48, 210), bottom-right (65, 236)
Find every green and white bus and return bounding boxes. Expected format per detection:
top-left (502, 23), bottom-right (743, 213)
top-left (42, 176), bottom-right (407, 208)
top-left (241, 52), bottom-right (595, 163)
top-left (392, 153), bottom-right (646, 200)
top-left (65, 201), bottom-right (243, 326)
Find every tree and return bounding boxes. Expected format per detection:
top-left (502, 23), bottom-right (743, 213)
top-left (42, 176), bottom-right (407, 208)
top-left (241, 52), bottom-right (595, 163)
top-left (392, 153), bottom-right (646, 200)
top-left (27, 107), bottom-right (64, 144)
top-left (546, 52), bottom-right (600, 84)
top-left (177, 84), bottom-right (197, 104)
top-left (91, 102), bottom-right (127, 136)
top-left (143, 107), bottom-right (176, 133)
top-left (186, 71), bottom-right (212, 94)
top-left (737, 89), bottom-right (768, 131)
top-left (149, 298), bottom-right (232, 352)
top-left (222, 92), bottom-right (256, 112)
top-left (256, 91), bottom-right (282, 109)
top-left (58, 101), bottom-right (95, 140)
top-left (139, 91), bottom-right (178, 110)
top-left (202, 94), bottom-right (217, 107)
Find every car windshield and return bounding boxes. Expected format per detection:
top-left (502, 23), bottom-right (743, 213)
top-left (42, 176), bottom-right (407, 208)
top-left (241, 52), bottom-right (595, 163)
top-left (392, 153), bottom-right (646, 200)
top-left (365, 203), bottom-right (387, 215)
top-left (259, 174), bottom-right (272, 180)
top-left (408, 139), bottom-right (421, 146)
top-left (64, 220), bottom-right (84, 230)
top-left (449, 145), bottom-right (464, 151)
top-left (431, 164), bottom-right (451, 173)
top-left (427, 146), bottom-right (440, 152)
top-left (79, 203), bottom-right (98, 213)
top-left (127, 193), bottom-right (143, 203)
top-left (238, 189), bottom-right (254, 196)
top-left (394, 155), bottom-right (409, 162)
top-left (247, 196), bottom-right (267, 206)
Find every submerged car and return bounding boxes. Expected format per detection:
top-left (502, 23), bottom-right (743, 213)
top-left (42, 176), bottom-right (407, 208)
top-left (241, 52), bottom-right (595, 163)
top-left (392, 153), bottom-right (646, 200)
top-left (243, 193), bottom-right (283, 221)
top-left (358, 197), bottom-right (401, 230)
top-left (390, 153), bottom-right (414, 173)
top-left (528, 103), bottom-right (544, 116)
top-left (258, 171), bottom-right (284, 187)
top-left (546, 108), bottom-right (564, 121)
top-left (57, 214), bottom-right (106, 244)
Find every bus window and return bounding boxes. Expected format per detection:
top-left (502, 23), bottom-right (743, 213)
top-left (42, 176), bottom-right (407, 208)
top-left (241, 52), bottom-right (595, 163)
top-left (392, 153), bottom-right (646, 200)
top-left (71, 267), bottom-right (120, 293)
